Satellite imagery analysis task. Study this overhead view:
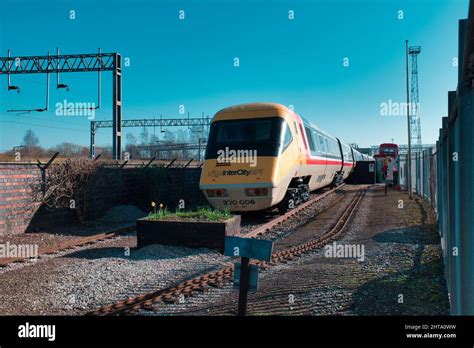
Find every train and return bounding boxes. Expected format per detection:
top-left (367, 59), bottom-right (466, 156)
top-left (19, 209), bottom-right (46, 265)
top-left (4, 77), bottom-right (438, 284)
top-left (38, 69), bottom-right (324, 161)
top-left (377, 143), bottom-right (399, 159)
top-left (199, 102), bottom-right (373, 213)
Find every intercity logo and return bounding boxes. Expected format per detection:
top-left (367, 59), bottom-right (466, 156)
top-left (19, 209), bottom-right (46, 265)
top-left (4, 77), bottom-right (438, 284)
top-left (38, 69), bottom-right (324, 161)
top-left (223, 169), bottom-right (250, 176)
top-left (217, 147), bottom-right (258, 167)
top-left (208, 168), bottom-right (264, 178)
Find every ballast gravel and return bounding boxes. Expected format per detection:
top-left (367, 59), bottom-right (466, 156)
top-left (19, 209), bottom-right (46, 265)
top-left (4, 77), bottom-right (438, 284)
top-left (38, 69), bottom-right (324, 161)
top-left (0, 238), bottom-right (228, 315)
top-left (0, 186), bottom-right (355, 315)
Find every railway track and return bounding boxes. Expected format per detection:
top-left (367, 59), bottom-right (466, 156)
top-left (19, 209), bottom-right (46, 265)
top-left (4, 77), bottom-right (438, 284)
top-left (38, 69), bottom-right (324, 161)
top-left (0, 225), bottom-right (135, 267)
top-left (87, 185), bottom-right (367, 316)
top-left (243, 184), bottom-right (345, 238)
top-left (1, 185), bottom-right (343, 269)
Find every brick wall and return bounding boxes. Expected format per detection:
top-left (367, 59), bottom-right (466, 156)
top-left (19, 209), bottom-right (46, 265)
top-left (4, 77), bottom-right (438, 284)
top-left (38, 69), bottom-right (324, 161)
top-left (0, 164), bottom-right (40, 235)
top-left (0, 164), bottom-right (205, 235)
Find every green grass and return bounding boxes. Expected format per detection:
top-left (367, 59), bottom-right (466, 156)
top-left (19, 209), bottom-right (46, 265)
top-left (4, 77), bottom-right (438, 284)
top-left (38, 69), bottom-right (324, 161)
top-left (147, 207), bottom-right (232, 222)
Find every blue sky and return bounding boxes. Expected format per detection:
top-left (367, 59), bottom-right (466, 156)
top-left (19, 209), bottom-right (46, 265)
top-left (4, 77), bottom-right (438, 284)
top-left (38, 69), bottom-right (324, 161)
top-left (0, 0), bottom-right (469, 151)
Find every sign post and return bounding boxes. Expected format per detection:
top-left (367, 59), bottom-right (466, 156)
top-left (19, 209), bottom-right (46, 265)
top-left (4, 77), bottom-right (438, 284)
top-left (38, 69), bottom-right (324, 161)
top-left (238, 256), bottom-right (250, 316)
top-left (224, 236), bottom-right (273, 316)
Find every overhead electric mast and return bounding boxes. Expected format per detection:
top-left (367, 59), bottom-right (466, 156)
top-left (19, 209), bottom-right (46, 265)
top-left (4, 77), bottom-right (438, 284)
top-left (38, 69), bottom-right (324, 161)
top-left (0, 49), bottom-right (123, 160)
top-left (409, 46), bottom-right (422, 152)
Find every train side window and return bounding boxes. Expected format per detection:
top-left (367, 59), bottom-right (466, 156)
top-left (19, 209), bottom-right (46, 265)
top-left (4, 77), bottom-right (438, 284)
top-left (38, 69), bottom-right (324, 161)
top-left (304, 127), bottom-right (316, 154)
top-left (324, 139), bottom-right (330, 155)
top-left (293, 122), bottom-right (298, 135)
top-left (313, 131), bottom-right (320, 153)
top-left (281, 122), bottom-right (293, 153)
top-left (342, 147), bottom-right (349, 161)
top-left (317, 134), bottom-right (326, 153)
top-left (330, 140), bottom-right (337, 157)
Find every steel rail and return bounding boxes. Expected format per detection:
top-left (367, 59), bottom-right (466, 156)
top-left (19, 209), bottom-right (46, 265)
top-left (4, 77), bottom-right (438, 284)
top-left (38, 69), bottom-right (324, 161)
top-left (0, 225), bottom-right (135, 267)
top-left (243, 184), bottom-right (346, 238)
top-left (86, 185), bottom-right (367, 316)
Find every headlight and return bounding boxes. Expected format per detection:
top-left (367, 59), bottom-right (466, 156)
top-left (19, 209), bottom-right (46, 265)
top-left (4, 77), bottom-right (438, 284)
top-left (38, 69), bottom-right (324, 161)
top-left (245, 188), bottom-right (268, 196)
top-left (206, 189), bottom-right (228, 197)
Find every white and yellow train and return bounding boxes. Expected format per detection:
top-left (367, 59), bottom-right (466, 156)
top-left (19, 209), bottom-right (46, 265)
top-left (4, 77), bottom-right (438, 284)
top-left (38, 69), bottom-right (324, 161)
top-left (199, 102), bottom-right (371, 213)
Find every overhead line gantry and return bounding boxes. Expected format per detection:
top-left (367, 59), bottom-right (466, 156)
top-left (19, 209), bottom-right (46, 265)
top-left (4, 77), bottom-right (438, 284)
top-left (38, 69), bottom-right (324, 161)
top-left (0, 50), bottom-right (123, 159)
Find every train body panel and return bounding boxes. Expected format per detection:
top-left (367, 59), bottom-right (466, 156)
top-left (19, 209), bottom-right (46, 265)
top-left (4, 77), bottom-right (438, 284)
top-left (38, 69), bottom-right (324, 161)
top-left (199, 102), bottom-right (362, 212)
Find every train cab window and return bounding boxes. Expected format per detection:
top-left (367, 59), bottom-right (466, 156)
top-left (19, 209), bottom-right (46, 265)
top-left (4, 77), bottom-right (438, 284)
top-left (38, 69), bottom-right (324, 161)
top-left (281, 122), bottom-right (293, 153)
top-left (304, 127), bottom-right (316, 154)
top-left (217, 119), bottom-right (272, 143)
top-left (205, 117), bottom-right (284, 159)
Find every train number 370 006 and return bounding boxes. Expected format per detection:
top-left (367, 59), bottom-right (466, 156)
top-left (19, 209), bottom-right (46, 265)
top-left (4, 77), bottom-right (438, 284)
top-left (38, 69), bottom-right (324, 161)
top-left (222, 199), bottom-right (256, 206)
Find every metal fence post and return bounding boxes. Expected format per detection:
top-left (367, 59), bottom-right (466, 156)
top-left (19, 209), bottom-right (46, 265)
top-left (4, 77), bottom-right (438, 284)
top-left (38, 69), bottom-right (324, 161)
top-left (458, 81), bottom-right (474, 314)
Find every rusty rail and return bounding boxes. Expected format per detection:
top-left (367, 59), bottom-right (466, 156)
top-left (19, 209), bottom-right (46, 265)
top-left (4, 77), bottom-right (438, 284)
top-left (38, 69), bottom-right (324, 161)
top-left (244, 184), bottom-right (345, 238)
top-left (87, 185), bottom-right (367, 316)
top-left (0, 225), bottom-right (135, 267)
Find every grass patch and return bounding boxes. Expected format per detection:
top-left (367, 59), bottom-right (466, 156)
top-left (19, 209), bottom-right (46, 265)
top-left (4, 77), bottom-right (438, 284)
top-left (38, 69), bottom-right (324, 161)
top-left (147, 207), bottom-right (232, 222)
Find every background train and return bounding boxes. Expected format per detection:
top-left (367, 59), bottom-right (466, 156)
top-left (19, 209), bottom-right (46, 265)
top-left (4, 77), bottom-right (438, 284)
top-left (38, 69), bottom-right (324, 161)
top-left (199, 102), bottom-right (373, 213)
top-left (377, 143), bottom-right (399, 159)
top-left (374, 143), bottom-right (400, 184)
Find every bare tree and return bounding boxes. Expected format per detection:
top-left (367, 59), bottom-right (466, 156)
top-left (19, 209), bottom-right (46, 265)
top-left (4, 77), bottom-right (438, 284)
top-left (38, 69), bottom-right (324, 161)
top-left (53, 142), bottom-right (87, 157)
top-left (22, 129), bottom-right (42, 156)
top-left (30, 158), bottom-right (117, 223)
top-left (22, 129), bottom-right (39, 149)
top-left (125, 133), bottom-right (140, 159)
top-left (139, 127), bottom-right (150, 145)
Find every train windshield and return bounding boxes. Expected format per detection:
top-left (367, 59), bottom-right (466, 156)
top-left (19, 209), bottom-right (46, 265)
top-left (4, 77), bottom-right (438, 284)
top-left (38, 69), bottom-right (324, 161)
top-left (381, 147), bottom-right (397, 155)
top-left (205, 117), bottom-right (284, 159)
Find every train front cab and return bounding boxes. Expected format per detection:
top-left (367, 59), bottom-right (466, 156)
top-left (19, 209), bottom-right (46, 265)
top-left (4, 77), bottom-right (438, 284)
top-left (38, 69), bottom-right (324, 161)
top-left (199, 104), bottom-right (303, 212)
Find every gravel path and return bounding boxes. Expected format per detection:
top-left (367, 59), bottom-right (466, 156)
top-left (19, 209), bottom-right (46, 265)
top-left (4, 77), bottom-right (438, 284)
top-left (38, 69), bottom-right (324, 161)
top-left (142, 185), bottom-right (449, 316)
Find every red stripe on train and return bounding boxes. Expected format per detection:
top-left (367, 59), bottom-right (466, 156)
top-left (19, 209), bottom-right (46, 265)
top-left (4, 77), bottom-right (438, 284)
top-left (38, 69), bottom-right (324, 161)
top-left (294, 112), bottom-right (354, 168)
top-left (306, 158), bottom-right (354, 166)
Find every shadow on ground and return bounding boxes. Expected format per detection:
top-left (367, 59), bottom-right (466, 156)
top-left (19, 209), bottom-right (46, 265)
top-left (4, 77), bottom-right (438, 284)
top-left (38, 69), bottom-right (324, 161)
top-left (373, 227), bottom-right (439, 246)
top-left (351, 211), bottom-right (449, 315)
top-left (351, 257), bottom-right (449, 315)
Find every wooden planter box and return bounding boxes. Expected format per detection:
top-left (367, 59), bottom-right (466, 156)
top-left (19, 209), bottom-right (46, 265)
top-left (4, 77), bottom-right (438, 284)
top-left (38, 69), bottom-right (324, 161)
top-left (136, 215), bottom-right (241, 251)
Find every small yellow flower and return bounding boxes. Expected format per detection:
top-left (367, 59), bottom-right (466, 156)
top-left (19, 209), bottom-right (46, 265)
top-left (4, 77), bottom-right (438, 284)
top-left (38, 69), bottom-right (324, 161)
top-left (151, 202), bottom-right (156, 207)
top-left (159, 203), bottom-right (164, 209)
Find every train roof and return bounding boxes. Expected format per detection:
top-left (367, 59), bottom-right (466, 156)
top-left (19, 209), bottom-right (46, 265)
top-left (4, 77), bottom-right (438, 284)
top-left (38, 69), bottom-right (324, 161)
top-left (213, 102), bottom-right (295, 122)
top-left (215, 102), bottom-right (291, 115)
top-left (300, 117), bottom-right (339, 142)
top-left (213, 102), bottom-right (350, 149)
